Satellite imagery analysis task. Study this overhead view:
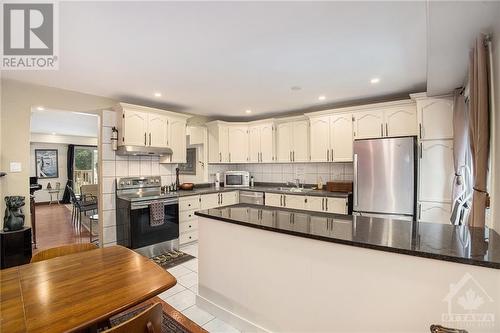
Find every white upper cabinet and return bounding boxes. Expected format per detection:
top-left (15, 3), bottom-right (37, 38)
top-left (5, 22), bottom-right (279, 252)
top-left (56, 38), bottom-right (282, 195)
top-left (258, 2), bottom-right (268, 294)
top-left (330, 114), bottom-right (353, 162)
top-left (148, 113), bottom-right (168, 148)
top-left (169, 117), bottom-right (187, 163)
top-left (292, 120), bottom-right (309, 162)
top-left (208, 122), bottom-right (229, 163)
top-left (353, 110), bottom-right (384, 139)
top-left (419, 140), bottom-right (454, 203)
top-left (309, 116), bottom-right (330, 162)
top-left (309, 113), bottom-right (353, 162)
top-left (248, 122), bottom-right (275, 163)
top-left (122, 109), bottom-right (149, 146)
top-left (416, 96), bottom-right (454, 140)
top-left (276, 122), bottom-right (293, 162)
top-left (352, 102), bottom-right (417, 139)
top-left (115, 104), bottom-right (189, 157)
top-left (276, 119), bottom-right (309, 162)
top-left (228, 126), bottom-right (249, 163)
top-left (385, 106), bottom-right (417, 137)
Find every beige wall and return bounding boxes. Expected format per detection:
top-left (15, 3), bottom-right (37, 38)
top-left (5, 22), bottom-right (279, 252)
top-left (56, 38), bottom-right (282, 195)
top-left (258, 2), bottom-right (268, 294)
top-left (0, 79), bottom-right (115, 226)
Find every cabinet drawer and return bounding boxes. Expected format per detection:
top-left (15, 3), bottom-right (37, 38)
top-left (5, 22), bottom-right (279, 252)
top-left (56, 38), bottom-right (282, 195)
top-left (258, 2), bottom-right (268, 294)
top-left (179, 209), bottom-right (198, 222)
top-left (180, 219), bottom-right (198, 233)
top-left (180, 230), bottom-right (198, 244)
top-left (179, 196), bottom-right (200, 211)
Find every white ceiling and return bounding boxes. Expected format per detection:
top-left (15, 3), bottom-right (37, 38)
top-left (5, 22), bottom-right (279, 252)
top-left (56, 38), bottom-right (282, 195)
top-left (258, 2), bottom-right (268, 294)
top-left (4, 1), bottom-right (427, 118)
top-left (4, 1), bottom-right (499, 118)
top-left (31, 109), bottom-right (98, 137)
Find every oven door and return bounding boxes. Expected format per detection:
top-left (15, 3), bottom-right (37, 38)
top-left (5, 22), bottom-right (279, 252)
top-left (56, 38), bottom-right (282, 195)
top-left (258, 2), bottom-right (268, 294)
top-left (129, 199), bottom-right (179, 249)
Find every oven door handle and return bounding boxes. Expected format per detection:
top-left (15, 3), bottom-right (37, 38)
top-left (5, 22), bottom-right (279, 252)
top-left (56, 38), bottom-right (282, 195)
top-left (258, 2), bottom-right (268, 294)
top-left (131, 199), bottom-right (179, 210)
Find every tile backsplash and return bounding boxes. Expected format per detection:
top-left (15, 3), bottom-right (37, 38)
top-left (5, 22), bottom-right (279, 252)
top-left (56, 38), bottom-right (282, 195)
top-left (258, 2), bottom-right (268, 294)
top-left (208, 162), bottom-right (354, 185)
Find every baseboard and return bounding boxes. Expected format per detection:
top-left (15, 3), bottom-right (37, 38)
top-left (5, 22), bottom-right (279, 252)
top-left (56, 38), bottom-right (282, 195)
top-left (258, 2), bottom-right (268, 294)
top-left (35, 201), bottom-right (63, 206)
top-left (196, 294), bottom-right (270, 333)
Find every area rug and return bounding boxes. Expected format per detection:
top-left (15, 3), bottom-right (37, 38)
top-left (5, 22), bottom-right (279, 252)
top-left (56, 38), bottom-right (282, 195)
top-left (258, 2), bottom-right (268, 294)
top-left (150, 250), bottom-right (195, 269)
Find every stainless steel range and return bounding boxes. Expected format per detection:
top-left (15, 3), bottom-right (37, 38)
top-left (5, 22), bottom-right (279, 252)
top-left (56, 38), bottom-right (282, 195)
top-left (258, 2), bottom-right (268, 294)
top-left (116, 176), bottom-right (179, 257)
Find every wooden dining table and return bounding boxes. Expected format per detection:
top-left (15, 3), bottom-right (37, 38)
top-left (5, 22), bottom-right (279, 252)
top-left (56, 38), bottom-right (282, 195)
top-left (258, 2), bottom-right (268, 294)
top-left (0, 245), bottom-right (176, 333)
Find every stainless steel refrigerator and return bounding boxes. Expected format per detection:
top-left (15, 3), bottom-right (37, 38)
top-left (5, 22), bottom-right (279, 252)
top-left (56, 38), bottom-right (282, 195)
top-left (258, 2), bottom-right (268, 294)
top-left (353, 136), bottom-right (416, 221)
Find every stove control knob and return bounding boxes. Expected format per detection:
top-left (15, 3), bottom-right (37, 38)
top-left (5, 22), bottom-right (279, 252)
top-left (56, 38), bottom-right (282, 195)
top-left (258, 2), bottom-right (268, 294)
top-left (120, 182), bottom-right (124, 186)
top-left (155, 179), bottom-right (159, 183)
top-left (126, 181), bottom-right (131, 185)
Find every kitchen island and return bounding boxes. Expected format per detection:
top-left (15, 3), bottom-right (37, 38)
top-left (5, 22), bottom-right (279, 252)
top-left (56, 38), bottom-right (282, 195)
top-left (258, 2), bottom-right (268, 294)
top-left (195, 204), bottom-right (500, 332)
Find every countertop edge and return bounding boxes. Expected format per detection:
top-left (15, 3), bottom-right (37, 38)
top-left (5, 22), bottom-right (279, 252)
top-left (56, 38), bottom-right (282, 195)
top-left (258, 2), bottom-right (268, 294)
top-left (194, 211), bottom-right (500, 270)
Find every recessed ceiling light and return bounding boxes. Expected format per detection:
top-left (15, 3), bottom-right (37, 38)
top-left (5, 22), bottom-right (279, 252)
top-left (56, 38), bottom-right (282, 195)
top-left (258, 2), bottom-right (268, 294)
top-left (153, 92), bottom-right (162, 97)
top-left (318, 95), bottom-right (326, 101)
top-left (245, 109), bottom-right (252, 114)
top-left (370, 78), bottom-right (380, 84)
top-left (36, 106), bottom-right (45, 111)
top-left (51, 132), bottom-right (56, 135)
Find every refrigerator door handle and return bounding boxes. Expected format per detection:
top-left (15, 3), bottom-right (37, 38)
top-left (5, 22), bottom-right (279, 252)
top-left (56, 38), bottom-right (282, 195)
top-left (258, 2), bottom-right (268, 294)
top-left (353, 153), bottom-right (358, 207)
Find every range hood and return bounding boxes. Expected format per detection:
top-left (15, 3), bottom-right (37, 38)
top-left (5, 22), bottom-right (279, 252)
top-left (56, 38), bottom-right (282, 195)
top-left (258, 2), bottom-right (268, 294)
top-left (116, 145), bottom-right (173, 157)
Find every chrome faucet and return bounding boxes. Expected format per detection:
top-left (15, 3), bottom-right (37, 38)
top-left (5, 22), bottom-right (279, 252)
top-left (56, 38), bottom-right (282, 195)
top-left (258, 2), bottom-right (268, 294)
top-left (287, 178), bottom-right (301, 188)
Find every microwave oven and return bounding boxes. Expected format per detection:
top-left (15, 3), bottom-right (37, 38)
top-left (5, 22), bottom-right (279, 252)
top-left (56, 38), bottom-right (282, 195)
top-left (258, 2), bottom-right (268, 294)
top-left (224, 171), bottom-right (250, 187)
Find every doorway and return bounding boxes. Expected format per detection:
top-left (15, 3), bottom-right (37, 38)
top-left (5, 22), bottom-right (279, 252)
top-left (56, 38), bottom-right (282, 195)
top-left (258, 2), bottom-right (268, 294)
top-left (29, 107), bottom-right (100, 252)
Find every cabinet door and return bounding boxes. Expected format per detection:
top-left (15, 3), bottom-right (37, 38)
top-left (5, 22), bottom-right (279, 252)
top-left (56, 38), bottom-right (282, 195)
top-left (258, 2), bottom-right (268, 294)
top-left (419, 140), bottom-right (454, 203)
top-left (306, 196), bottom-right (325, 212)
top-left (276, 123), bottom-right (292, 162)
top-left (331, 113), bottom-right (353, 162)
top-left (260, 123), bottom-right (275, 163)
top-left (385, 106), bottom-right (417, 137)
top-left (331, 218), bottom-right (352, 239)
top-left (292, 213), bottom-right (309, 233)
top-left (123, 110), bottom-right (148, 146)
top-left (310, 216), bottom-right (329, 237)
top-left (228, 126), bottom-right (248, 163)
top-left (265, 193), bottom-right (282, 207)
top-left (325, 197), bottom-right (347, 214)
top-left (284, 194), bottom-right (307, 210)
top-left (292, 120), bottom-right (309, 162)
top-left (148, 114), bottom-right (168, 147)
top-left (277, 212), bottom-right (293, 231)
top-left (353, 110), bottom-right (384, 139)
top-left (260, 210), bottom-right (275, 227)
top-left (248, 126), bottom-right (261, 163)
top-left (418, 202), bottom-right (452, 224)
top-left (309, 116), bottom-right (330, 162)
top-left (169, 118), bottom-right (187, 163)
top-left (418, 98), bottom-right (454, 140)
top-left (200, 193), bottom-right (220, 209)
top-left (221, 191), bottom-right (238, 206)
top-left (220, 126), bottom-right (229, 163)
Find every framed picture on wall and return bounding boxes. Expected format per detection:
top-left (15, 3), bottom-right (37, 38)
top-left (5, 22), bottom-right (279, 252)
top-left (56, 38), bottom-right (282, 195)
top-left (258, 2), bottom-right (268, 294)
top-left (35, 149), bottom-right (59, 179)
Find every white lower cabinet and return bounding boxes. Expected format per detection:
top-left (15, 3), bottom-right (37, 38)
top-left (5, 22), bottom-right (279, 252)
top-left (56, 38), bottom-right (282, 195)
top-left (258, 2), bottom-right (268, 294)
top-left (306, 196), bottom-right (348, 214)
top-left (266, 192), bottom-right (348, 215)
top-left (200, 193), bottom-right (220, 210)
top-left (221, 191), bottom-right (239, 206)
top-left (418, 201), bottom-right (452, 224)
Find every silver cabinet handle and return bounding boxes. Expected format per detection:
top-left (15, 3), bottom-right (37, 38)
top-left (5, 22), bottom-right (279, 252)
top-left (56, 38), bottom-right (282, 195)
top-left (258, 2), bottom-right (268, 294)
top-left (280, 195), bottom-right (283, 206)
top-left (419, 143), bottom-right (423, 159)
top-left (229, 153), bottom-right (231, 163)
top-left (327, 149), bottom-right (329, 161)
top-left (419, 123), bottom-right (422, 139)
top-left (331, 148), bottom-right (333, 161)
top-left (380, 124), bottom-right (383, 137)
top-left (322, 197), bottom-right (325, 210)
top-left (144, 132), bottom-right (147, 146)
top-left (149, 133), bottom-right (152, 146)
top-left (325, 198), bottom-right (328, 211)
top-left (418, 203), bottom-right (422, 220)
top-left (283, 195), bottom-right (286, 207)
top-left (219, 152), bottom-right (222, 162)
top-left (353, 153), bottom-right (359, 207)
top-left (221, 194), bottom-right (223, 205)
top-left (290, 151), bottom-right (292, 162)
top-left (293, 151), bottom-right (295, 162)
top-left (385, 123), bottom-right (388, 137)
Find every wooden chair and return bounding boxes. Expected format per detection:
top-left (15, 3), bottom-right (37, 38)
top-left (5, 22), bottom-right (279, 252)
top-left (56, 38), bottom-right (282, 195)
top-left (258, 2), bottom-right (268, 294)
top-left (104, 303), bottom-right (162, 333)
top-left (31, 243), bottom-right (98, 263)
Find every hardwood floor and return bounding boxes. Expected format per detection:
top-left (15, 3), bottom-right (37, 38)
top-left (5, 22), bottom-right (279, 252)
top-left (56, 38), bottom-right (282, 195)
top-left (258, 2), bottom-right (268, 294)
top-left (34, 204), bottom-right (92, 253)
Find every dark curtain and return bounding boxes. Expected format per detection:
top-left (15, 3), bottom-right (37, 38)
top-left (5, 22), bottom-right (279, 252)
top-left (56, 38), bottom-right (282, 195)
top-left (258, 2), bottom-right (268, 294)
top-left (61, 144), bottom-right (75, 204)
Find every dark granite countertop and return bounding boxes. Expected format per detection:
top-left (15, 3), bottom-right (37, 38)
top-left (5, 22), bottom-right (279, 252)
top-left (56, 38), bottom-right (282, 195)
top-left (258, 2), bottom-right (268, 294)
top-left (195, 203), bottom-right (500, 269)
top-left (176, 185), bottom-right (350, 198)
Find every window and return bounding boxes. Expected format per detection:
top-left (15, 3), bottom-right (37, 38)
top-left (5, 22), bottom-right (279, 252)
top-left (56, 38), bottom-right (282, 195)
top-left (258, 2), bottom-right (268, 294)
top-left (74, 146), bottom-right (98, 194)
